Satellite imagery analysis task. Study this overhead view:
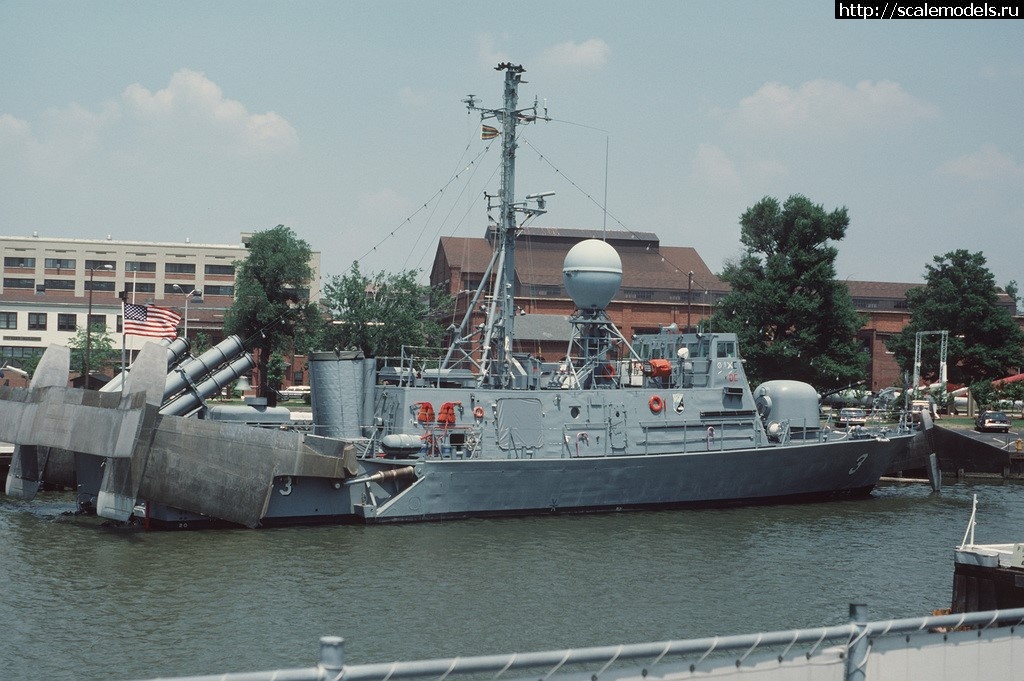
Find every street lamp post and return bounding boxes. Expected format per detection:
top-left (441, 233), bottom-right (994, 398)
top-left (172, 284), bottom-right (202, 339)
top-left (84, 264), bottom-right (113, 387)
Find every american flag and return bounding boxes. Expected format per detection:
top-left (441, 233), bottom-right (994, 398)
top-left (123, 303), bottom-right (181, 339)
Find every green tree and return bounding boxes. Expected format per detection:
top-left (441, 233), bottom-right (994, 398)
top-left (191, 331), bottom-right (212, 355)
top-left (6, 351), bottom-right (43, 381)
top-left (266, 351), bottom-right (286, 391)
top-left (319, 262), bottom-right (451, 358)
top-left (708, 195), bottom-right (866, 390)
top-left (67, 324), bottom-right (117, 377)
top-left (886, 250), bottom-right (1024, 386)
top-left (1006, 280), bottom-right (1020, 315)
top-left (223, 225), bottom-right (321, 399)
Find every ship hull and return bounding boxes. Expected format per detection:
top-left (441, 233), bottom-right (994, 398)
top-left (243, 432), bottom-right (912, 527)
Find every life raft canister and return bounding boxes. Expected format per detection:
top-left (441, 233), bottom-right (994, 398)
top-left (649, 395), bottom-right (664, 413)
top-left (416, 402), bottom-right (435, 424)
top-left (436, 402), bottom-right (456, 425)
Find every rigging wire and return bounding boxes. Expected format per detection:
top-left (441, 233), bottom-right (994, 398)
top-left (356, 139), bottom-right (494, 265)
top-left (520, 138), bottom-right (718, 295)
top-left (406, 144), bottom-right (502, 273)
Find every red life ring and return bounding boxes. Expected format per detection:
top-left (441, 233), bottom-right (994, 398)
top-left (473, 405), bottom-right (485, 419)
top-left (649, 395), bottom-right (664, 413)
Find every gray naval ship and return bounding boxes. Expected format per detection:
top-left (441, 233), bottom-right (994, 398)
top-left (1, 64), bottom-right (918, 529)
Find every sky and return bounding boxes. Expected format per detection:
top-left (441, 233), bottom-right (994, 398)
top-left (2, 1), bottom-right (1022, 295)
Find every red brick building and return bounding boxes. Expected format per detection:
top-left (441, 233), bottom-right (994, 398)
top-left (429, 227), bottom-right (1021, 393)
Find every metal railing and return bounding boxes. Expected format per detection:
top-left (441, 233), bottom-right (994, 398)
top-left (131, 604), bottom-right (1024, 681)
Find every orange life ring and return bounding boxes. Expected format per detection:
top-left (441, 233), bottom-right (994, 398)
top-left (649, 395), bottom-right (664, 413)
top-left (473, 405), bottom-right (485, 419)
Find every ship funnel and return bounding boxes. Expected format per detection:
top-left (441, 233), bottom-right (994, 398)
top-left (562, 239), bottom-right (622, 312)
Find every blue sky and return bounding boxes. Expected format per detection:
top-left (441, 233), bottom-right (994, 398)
top-left (2, 1), bottom-right (1021, 294)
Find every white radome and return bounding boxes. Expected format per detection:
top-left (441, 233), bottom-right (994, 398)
top-left (562, 239), bottom-right (623, 311)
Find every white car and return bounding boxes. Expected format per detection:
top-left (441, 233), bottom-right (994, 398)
top-left (278, 385), bottom-right (310, 401)
top-left (837, 408), bottom-right (867, 427)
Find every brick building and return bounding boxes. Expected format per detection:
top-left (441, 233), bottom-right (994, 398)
top-left (430, 227), bottom-right (1020, 394)
top-left (431, 227), bottom-right (727, 361)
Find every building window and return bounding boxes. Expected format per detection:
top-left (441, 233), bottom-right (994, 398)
top-left (44, 258), bottom-right (76, 270)
top-left (87, 314), bottom-right (106, 331)
top-left (3, 278), bottom-right (35, 289)
top-left (4, 257), bottom-right (35, 268)
top-left (57, 314), bottom-right (77, 331)
top-left (27, 313), bottom-right (46, 331)
top-left (165, 262), bottom-right (196, 274)
top-left (0, 346), bottom-right (43, 361)
top-left (84, 259), bottom-right (117, 271)
top-left (624, 289), bottom-right (654, 300)
top-left (203, 284), bottom-right (234, 296)
top-left (0, 312), bottom-right (16, 329)
top-left (126, 282), bottom-right (156, 294)
top-left (124, 261), bottom-right (157, 273)
top-left (43, 279), bottom-right (75, 290)
top-left (205, 264), bottom-right (235, 275)
top-left (116, 315), bottom-right (123, 333)
top-left (165, 283), bottom-right (196, 294)
top-left (292, 370), bottom-right (304, 384)
top-left (85, 280), bottom-right (116, 292)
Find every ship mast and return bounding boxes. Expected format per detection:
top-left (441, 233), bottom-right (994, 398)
top-left (453, 62), bottom-right (547, 387)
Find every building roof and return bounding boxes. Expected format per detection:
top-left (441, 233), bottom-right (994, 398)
top-left (434, 227), bottom-right (724, 294)
top-left (844, 280), bottom-right (923, 299)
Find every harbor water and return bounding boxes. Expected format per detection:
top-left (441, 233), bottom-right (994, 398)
top-left (2, 479), bottom-right (1023, 680)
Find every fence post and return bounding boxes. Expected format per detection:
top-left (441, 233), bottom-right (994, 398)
top-left (845, 603), bottom-right (868, 681)
top-left (320, 636), bottom-right (345, 675)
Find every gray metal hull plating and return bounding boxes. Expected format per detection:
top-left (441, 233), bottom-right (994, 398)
top-left (260, 433), bottom-right (911, 525)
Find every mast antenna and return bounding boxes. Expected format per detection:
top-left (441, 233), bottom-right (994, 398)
top-left (442, 63), bottom-right (549, 387)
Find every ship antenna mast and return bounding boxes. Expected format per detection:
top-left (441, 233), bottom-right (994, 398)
top-left (456, 62), bottom-right (548, 387)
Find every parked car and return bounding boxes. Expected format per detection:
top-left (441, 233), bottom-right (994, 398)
top-left (838, 408), bottom-right (868, 427)
top-left (278, 385), bottom-right (311, 402)
top-left (975, 410), bottom-right (1011, 433)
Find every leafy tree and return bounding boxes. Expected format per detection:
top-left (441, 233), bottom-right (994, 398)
top-left (319, 262), bottom-right (451, 358)
top-left (191, 331), bottom-right (212, 355)
top-left (67, 324), bottom-right (117, 377)
top-left (886, 250), bottom-right (1024, 386)
top-left (6, 351), bottom-right (43, 381)
top-left (708, 195), bottom-right (866, 390)
top-left (223, 225), bottom-right (321, 399)
top-left (970, 380), bottom-right (997, 410)
top-left (1006, 280), bottom-right (1020, 315)
top-left (266, 351), bottom-right (286, 391)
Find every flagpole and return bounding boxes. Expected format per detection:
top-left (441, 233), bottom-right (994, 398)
top-left (120, 328), bottom-right (127, 394)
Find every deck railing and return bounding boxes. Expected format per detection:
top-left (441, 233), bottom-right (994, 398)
top-left (132, 604), bottom-right (1024, 681)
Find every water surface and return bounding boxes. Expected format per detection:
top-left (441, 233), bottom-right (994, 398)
top-left (2, 480), bottom-right (1020, 680)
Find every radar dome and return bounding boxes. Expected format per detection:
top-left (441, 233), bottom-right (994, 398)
top-left (562, 239), bottom-right (622, 311)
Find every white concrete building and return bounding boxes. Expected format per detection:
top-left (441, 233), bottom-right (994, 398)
top-left (0, 233), bottom-right (321, 374)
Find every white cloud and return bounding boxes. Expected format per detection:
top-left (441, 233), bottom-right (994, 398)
top-left (691, 144), bottom-right (742, 189)
top-left (122, 69), bottom-right (297, 151)
top-left (538, 39), bottom-right (610, 70)
top-left (0, 69), bottom-right (298, 187)
top-left (688, 143), bottom-right (788, 194)
top-left (726, 79), bottom-right (938, 136)
top-left (936, 144), bottom-right (1024, 183)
